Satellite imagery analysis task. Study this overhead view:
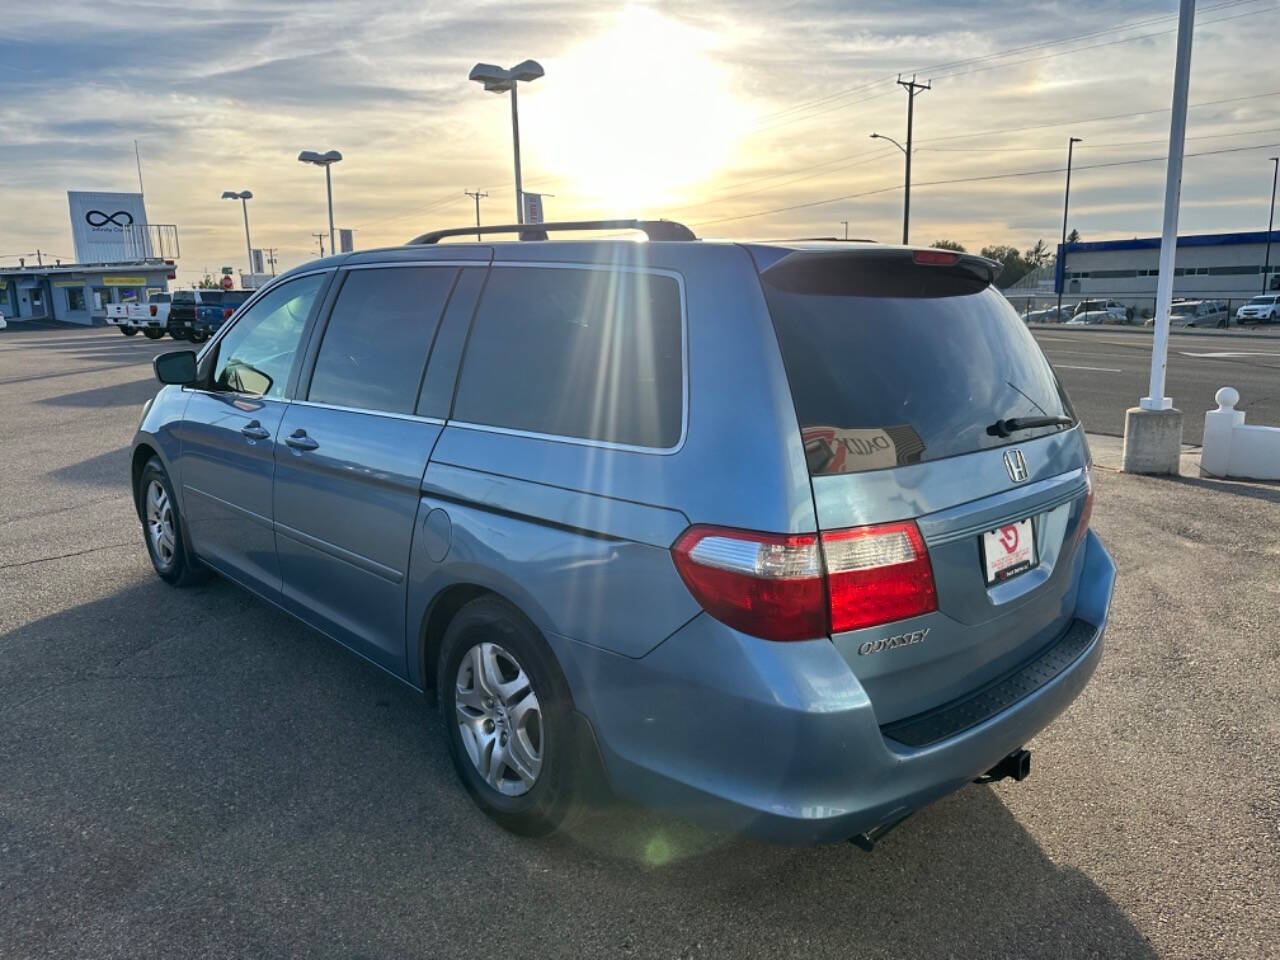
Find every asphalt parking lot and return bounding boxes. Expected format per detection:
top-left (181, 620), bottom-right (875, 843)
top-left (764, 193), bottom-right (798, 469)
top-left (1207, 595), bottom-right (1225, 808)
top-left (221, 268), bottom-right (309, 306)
top-left (2, 326), bottom-right (1278, 959)
top-left (1031, 325), bottom-right (1280, 445)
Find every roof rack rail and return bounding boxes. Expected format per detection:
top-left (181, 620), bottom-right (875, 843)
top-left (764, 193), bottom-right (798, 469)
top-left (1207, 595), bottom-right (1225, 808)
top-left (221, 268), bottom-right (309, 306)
top-left (408, 218), bottom-right (696, 245)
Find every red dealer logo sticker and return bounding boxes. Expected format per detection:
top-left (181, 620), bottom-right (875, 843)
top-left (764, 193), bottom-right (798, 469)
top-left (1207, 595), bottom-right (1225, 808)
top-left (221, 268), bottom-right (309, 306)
top-left (998, 524), bottom-right (1020, 553)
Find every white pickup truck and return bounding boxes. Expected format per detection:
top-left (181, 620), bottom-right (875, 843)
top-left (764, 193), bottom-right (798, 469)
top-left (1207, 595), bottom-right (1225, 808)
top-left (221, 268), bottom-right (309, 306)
top-left (108, 295), bottom-right (171, 338)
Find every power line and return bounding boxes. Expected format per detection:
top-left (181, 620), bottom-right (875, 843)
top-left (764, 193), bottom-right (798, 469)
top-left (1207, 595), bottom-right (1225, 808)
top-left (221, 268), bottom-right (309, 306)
top-left (690, 141), bottom-right (1280, 228)
top-left (736, 0), bottom-right (1271, 140)
top-left (920, 125), bottom-right (1280, 153)
top-left (916, 90), bottom-right (1280, 146)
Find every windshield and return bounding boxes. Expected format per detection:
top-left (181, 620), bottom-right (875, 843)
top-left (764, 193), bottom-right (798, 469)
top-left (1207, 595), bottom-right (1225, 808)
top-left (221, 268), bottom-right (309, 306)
top-left (764, 263), bottom-right (1074, 476)
top-left (1169, 304), bottom-right (1196, 315)
top-left (1250, 296), bottom-right (1277, 305)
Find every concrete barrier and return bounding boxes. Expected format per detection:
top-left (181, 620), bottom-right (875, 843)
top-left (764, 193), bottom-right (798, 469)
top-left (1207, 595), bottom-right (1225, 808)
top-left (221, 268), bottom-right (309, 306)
top-left (1201, 387), bottom-right (1280, 480)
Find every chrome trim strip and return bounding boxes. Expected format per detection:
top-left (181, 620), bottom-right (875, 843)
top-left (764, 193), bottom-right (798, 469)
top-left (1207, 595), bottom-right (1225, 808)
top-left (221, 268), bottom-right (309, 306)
top-left (342, 260), bottom-right (487, 270)
top-left (288, 399), bottom-right (445, 425)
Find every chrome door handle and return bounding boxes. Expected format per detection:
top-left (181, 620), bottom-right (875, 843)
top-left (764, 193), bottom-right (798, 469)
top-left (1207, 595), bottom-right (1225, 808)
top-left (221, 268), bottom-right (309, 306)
top-left (285, 429), bottom-right (319, 451)
top-left (240, 420), bottom-right (270, 441)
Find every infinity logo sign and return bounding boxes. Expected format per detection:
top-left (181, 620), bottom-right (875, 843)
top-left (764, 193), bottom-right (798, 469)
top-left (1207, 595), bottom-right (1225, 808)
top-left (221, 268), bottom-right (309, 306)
top-left (85, 209), bottom-right (134, 227)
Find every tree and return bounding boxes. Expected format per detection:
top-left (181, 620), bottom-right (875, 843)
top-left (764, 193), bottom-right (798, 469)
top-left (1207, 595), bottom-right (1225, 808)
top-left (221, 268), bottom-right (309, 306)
top-left (197, 273), bottom-right (219, 289)
top-left (931, 239), bottom-right (966, 252)
top-left (980, 245), bottom-right (1031, 289)
top-left (1066, 228), bottom-right (1081, 244)
top-left (1024, 239), bottom-right (1050, 269)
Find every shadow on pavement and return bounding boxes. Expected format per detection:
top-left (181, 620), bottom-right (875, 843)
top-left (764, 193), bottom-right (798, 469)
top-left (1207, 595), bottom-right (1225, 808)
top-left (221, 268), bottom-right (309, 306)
top-left (39, 378), bottom-right (161, 409)
top-left (1170, 474), bottom-right (1280, 505)
top-left (44, 447), bottom-right (132, 487)
top-left (0, 575), bottom-right (1159, 959)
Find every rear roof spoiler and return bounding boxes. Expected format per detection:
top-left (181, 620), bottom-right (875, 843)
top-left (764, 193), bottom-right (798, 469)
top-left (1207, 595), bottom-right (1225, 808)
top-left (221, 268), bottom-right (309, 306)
top-left (409, 219), bottom-right (696, 245)
top-left (759, 247), bottom-right (1001, 294)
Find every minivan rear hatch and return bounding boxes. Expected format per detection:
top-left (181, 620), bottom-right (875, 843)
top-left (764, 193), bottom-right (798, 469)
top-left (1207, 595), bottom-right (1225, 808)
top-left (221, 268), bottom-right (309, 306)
top-left (758, 247), bottom-right (1093, 727)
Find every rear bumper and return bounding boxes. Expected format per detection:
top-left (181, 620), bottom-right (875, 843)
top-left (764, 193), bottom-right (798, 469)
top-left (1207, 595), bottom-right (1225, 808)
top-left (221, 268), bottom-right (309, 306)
top-left (554, 530), bottom-right (1115, 845)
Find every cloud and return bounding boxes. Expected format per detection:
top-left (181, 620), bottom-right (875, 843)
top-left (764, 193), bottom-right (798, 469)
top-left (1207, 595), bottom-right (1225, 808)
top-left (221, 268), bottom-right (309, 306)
top-left (0, 0), bottom-right (1273, 282)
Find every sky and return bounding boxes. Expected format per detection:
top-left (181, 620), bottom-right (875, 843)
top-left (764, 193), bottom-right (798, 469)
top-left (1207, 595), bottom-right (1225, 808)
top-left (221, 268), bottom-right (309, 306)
top-left (2, 0), bottom-right (1278, 286)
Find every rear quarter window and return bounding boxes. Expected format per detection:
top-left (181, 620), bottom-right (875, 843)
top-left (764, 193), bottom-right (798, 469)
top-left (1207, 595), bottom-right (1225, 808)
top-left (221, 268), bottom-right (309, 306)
top-left (452, 266), bottom-right (684, 448)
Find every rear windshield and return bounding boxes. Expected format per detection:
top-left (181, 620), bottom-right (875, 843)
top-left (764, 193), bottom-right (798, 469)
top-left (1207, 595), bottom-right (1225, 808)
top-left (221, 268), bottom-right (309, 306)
top-left (222, 292), bottom-right (250, 307)
top-left (173, 292), bottom-right (196, 303)
top-left (199, 292), bottom-right (224, 306)
top-left (150, 294), bottom-right (171, 304)
top-left (763, 258), bottom-right (1074, 476)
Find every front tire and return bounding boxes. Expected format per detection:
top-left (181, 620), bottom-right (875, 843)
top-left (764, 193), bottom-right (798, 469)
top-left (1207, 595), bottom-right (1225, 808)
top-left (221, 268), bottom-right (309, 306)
top-left (121, 326), bottom-right (138, 336)
top-left (438, 597), bottom-right (581, 836)
top-left (137, 458), bottom-right (206, 587)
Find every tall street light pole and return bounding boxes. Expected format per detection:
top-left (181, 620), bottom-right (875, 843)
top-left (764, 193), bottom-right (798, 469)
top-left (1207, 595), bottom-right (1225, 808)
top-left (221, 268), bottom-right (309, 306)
top-left (1264, 156), bottom-right (1278, 294)
top-left (469, 60), bottom-right (544, 225)
top-left (297, 150), bottom-right (342, 253)
top-left (1058, 137), bottom-right (1083, 322)
top-left (220, 190), bottom-right (254, 278)
top-left (869, 132), bottom-right (908, 241)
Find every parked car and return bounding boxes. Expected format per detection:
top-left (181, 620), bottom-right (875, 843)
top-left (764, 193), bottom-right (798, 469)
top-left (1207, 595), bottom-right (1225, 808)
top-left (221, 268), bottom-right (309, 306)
top-left (105, 303), bottom-right (137, 336)
top-left (1149, 299), bottom-right (1230, 328)
top-left (128, 293), bottom-right (171, 338)
top-left (133, 222), bottom-right (1114, 846)
top-left (1072, 299), bottom-right (1127, 322)
top-left (1065, 310), bottom-right (1110, 325)
top-left (191, 289), bottom-right (250, 342)
top-left (167, 290), bottom-right (219, 340)
top-left (0, 308), bottom-right (6, 330)
top-left (1236, 294), bottom-right (1280, 324)
top-left (1024, 305), bottom-right (1073, 324)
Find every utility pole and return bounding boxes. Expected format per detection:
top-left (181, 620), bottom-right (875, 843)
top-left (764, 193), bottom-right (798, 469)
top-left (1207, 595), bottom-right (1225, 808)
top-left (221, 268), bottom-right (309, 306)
top-left (312, 232), bottom-right (326, 258)
top-left (1058, 137), bottom-right (1082, 322)
top-left (840, 220), bottom-right (849, 240)
top-left (1263, 156), bottom-right (1278, 294)
top-left (264, 247), bottom-right (278, 277)
top-left (465, 189), bottom-right (488, 241)
top-left (896, 74), bottom-right (930, 245)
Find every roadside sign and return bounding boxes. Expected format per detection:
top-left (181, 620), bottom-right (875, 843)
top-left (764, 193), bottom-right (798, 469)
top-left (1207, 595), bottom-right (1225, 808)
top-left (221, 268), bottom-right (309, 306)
top-left (221, 275), bottom-right (234, 291)
top-left (221, 266), bottom-right (234, 276)
top-left (522, 192), bottom-right (544, 224)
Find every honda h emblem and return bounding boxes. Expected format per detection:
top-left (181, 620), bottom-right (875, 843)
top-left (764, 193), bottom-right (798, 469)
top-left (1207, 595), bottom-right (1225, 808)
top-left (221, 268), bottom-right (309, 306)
top-left (1004, 449), bottom-right (1029, 483)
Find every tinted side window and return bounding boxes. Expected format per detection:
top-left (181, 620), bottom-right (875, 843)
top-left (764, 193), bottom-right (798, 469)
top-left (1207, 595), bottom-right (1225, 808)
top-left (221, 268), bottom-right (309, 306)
top-left (211, 274), bottom-right (324, 398)
top-left (453, 267), bottom-right (683, 448)
top-left (308, 267), bottom-right (457, 415)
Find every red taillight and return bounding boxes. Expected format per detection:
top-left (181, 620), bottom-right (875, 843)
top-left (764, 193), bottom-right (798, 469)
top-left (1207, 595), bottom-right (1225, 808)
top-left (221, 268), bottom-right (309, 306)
top-left (149, 304), bottom-right (157, 316)
top-left (912, 249), bottom-right (960, 266)
top-left (671, 520), bottom-right (937, 642)
top-left (824, 522), bottom-right (937, 632)
top-left (672, 527), bottom-right (826, 643)
top-left (1075, 466), bottom-right (1094, 543)
top-left (223, 307), bottom-right (234, 320)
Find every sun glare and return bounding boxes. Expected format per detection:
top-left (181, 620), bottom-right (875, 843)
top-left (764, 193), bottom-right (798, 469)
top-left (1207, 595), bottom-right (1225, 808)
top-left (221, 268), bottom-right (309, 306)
top-left (528, 7), bottom-right (751, 212)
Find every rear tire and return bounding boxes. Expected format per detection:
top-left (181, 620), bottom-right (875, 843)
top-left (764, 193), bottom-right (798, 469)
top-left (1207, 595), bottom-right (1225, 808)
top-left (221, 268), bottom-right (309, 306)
top-left (121, 327), bottom-right (138, 336)
top-left (190, 330), bottom-right (208, 344)
top-left (142, 328), bottom-right (164, 340)
top-left (437, 597), bottom-right (583, 836)
top-left (136, 458), bottom-right (207, 587)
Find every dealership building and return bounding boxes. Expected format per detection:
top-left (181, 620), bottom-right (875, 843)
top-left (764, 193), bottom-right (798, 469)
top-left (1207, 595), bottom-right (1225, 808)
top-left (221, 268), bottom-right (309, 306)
top-left (1005, 229), bottom-right (1280, 316)
top-left (1, 191), bottom-right (178, 326)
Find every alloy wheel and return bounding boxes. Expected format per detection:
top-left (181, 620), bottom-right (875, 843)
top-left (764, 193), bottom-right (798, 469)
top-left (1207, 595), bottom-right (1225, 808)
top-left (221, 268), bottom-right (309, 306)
top-left (145, 479), bottom-right (177, 569)
top-left (455, 641), bottom-right (543, 796)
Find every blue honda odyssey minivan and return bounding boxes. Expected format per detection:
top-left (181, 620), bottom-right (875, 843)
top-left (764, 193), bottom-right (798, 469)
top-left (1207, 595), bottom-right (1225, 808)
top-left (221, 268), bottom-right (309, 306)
top-left (133, 220), bottom-right (1115, 847)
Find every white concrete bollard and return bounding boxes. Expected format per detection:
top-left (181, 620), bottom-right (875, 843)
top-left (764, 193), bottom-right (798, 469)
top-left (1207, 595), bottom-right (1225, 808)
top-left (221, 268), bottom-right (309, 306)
top-left (1200, 387), bottom-right (1243, 478)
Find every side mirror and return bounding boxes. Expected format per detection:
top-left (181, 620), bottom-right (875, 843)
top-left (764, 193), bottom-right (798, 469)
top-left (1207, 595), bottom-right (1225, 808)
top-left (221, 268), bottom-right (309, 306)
top-left (154, 350), bottom-right (198, 386)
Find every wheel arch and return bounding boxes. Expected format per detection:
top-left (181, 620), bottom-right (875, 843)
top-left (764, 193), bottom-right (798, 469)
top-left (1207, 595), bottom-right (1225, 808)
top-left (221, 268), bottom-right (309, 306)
top-left (131, 442), bottom-right (161, 519)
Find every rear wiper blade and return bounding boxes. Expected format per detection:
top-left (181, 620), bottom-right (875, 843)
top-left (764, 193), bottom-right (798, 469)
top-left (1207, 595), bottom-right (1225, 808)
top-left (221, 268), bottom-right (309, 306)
top-left (987, 416), bottom-right (1074, 438)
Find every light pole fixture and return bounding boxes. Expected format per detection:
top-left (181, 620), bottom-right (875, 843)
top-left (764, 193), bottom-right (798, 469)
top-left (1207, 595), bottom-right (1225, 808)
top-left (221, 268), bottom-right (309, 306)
top-left (469, 59), bottom-right (544, 224)
top-left (297, 150), bottom-right (342, 253)
top-left (870, 132), bottom-right (911, 243)
top-left (221, 190), bottom-right (254, 279)
top-left (1058, 137), bottom-right (1083, 322)
top-left (1264, 156), bottom-right (1278, 294)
